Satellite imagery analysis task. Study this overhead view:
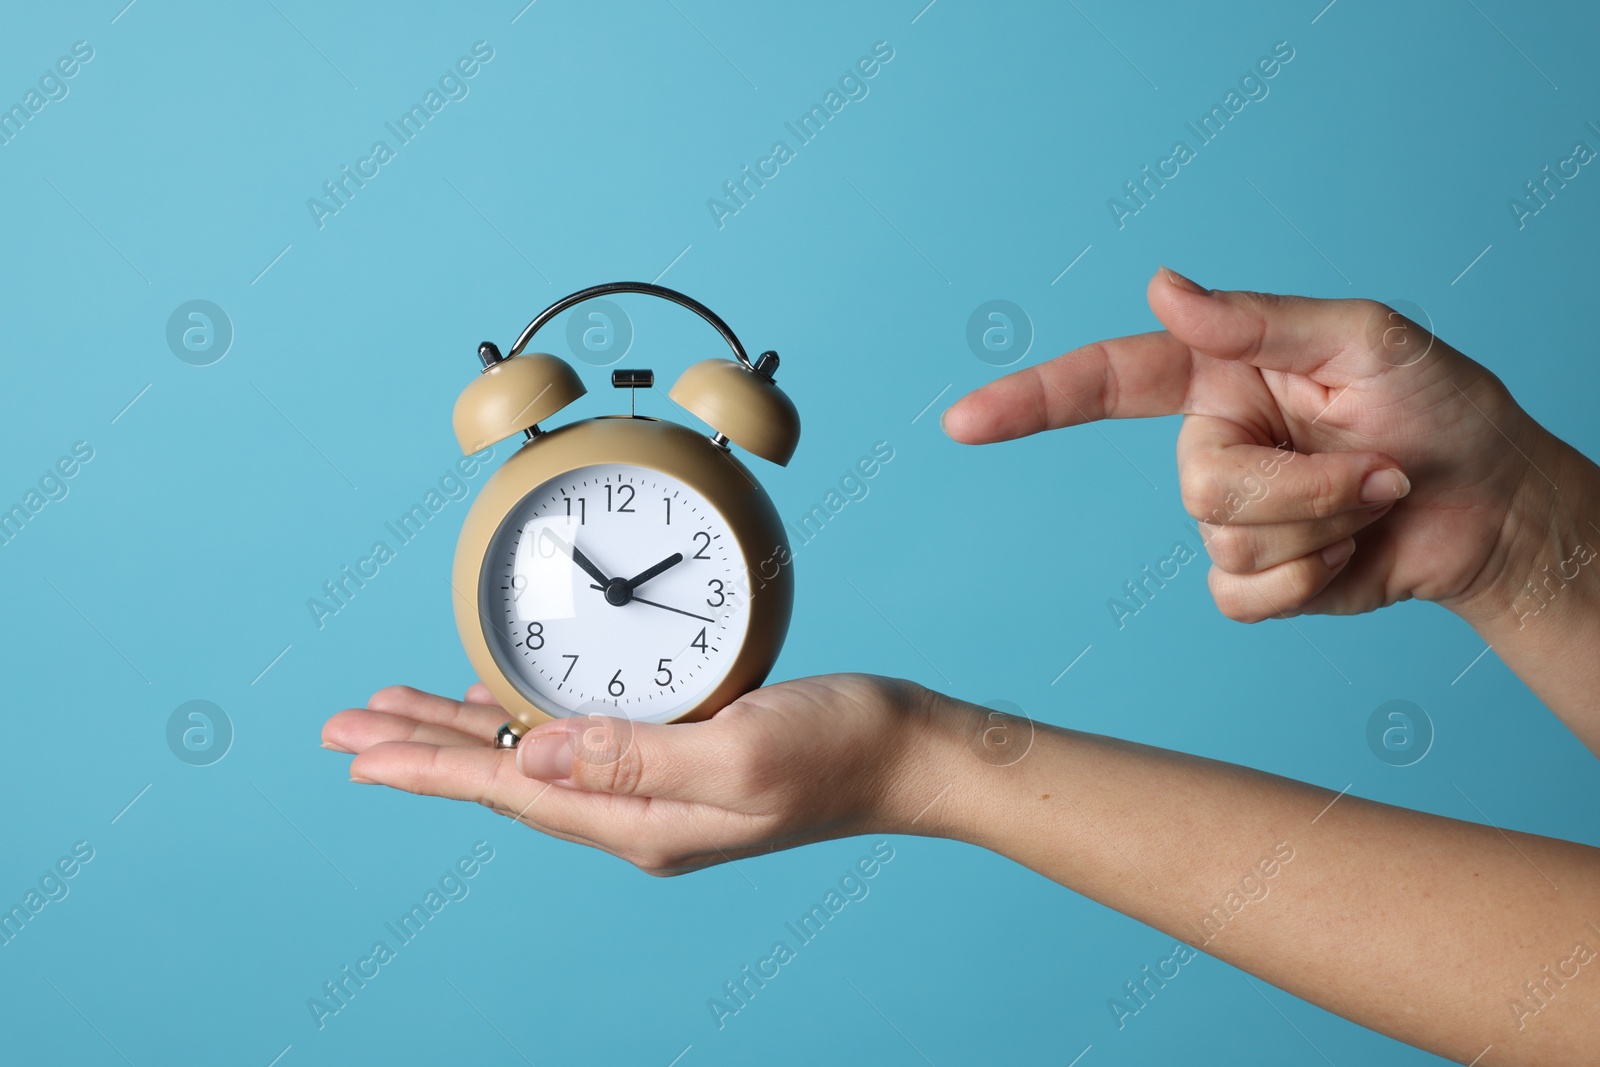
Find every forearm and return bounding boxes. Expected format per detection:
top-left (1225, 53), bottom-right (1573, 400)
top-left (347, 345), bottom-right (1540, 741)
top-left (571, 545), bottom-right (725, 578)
top-left (894, 700), bottom-right (1600, 1064)
top-left (1450, 429), bottom-right (1600, 752)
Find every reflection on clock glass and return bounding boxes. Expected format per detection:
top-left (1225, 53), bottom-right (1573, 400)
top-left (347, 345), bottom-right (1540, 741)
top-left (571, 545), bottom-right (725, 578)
top-left (479, 463), bottom-right (751, 723)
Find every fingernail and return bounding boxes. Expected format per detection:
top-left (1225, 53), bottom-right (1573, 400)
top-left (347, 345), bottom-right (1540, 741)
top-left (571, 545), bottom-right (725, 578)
top-left (1320, 538), bottom-right (1356, 568)
top-left (350, 775), bottom-right (376, 785)
top-left (1160, 265), bottom-right (1209, 295)
top-left (322, 741), bottom-right (352, 753)
top-left (518, 728), bottom-right (576, 780)
top-left (1359, 468), bottom-right (1411, 503)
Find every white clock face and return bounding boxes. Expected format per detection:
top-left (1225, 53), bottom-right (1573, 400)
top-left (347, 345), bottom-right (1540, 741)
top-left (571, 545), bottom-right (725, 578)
top-left (480, 462), bottom-right (750, 724)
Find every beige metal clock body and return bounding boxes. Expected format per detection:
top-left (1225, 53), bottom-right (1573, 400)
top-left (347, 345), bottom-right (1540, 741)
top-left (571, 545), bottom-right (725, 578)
top-left (453, 415), bottom-right (794, 731)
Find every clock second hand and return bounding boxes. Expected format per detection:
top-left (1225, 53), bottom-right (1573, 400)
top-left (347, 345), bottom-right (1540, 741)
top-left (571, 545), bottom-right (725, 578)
top-left (587, 584), bottom-right (715, 624)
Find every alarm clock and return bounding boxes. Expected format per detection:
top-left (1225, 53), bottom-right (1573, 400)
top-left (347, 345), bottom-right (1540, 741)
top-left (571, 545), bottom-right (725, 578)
top-left (448, 282), bottom-right (799, 747)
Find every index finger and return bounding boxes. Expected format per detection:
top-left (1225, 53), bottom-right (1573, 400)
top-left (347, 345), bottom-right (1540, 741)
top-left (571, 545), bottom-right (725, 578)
top-left (941, 330), bottom-right (1196, 445)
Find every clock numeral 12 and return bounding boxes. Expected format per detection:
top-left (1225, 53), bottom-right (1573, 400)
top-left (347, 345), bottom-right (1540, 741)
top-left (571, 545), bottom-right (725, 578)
top-left (606, 484), bottom-right (635, 512)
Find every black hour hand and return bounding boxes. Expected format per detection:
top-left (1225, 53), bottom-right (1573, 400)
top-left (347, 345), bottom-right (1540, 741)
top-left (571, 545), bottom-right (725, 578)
top-left (623, 552), bottom-right (683, 592)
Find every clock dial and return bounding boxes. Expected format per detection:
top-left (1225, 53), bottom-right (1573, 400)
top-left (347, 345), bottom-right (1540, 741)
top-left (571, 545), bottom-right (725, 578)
top-left (479, 462), bottom-right (751, 724)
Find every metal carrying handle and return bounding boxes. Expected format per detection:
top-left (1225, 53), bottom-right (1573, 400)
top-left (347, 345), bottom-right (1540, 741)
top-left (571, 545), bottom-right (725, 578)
top-left (506, 281), bottom-right (755, 369)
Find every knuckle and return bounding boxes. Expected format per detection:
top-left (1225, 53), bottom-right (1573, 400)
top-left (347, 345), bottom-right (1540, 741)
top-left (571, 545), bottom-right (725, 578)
top-left (629, 852), bottom-right (667, 876)
top-left (1305, 464), bottom-right (1344, 520)
top-left (570, 717), bottom-right (642, 793)
top-left (587, 739), bottom-right (644, 795)
top-left (1349, 298), bottom-right (1391, 344)
top-left (628, 848), bottom-right (685, 877)
top-left (1204, 526), bottom-right (1259, 574)
top-left (1180, 466), bottom-right (1226, 520)
top-left (1238, 289), bottom-right (1284, 309)
top-left (1208, 568), bottom-right (1265, 624)
top-left (367, 684), bottom-right (414, 711)
top-left (463, 749), bottom-right (506, 806)
top-left (1285, 558), bottom-right (1330, 606)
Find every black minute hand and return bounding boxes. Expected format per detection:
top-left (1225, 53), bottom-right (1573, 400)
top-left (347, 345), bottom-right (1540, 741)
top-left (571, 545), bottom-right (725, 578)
top-left (539, 527), bottom-right (611, 588)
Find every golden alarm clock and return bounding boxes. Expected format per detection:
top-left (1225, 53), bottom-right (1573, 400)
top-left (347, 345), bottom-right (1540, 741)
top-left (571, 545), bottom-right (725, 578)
top-left (448, 283), bottom-right (799, 746)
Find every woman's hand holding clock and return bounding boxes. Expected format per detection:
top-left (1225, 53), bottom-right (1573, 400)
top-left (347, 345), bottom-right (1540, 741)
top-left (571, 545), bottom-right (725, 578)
top-left (323, 674), bottom-right (949, 874)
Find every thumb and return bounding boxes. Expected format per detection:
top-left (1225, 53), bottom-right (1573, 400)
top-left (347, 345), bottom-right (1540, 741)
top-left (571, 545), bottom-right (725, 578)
top-left (517, 713), bottom-right (745, 805)
top-left (1147, 267), bottom-right (1401, 379)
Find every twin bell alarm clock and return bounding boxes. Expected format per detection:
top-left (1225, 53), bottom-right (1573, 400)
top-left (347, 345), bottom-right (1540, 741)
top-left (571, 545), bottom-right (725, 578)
top-left (448, 282), bottom-right (799, 747)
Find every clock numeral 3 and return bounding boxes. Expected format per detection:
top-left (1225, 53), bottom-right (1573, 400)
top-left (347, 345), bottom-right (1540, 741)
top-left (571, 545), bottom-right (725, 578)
top-left (654, 658), bottom-right (673, 686)
top-left (608, 669), bottom-right (626, 697)
top-left (706, 579), bottom-right (726, 608)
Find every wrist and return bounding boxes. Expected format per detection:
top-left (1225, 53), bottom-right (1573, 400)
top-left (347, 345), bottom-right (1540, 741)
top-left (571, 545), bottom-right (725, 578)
top-left (875, 690), bottom-right (1031, 845)
top-left (873, 689), bottom-right (975, 839)
top-left (1444, 425), bottom-right (1600, 634)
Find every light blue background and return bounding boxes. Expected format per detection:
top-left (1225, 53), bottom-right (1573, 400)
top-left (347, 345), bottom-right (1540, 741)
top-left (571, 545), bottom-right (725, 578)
top-left (2, 1), bottom-right (1596, 1064)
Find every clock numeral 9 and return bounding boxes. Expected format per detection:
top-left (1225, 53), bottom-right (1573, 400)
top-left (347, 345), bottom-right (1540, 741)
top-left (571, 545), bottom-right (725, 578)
top-left (706, 579), bottom-right (726, 608)
top-left (692, 531), bottom-right (711, 560)
top-left (608, 669), bottom-right (625, 697)
top-left (523, 621), bottom-right (544, 650)
top-left (654, 658), bottom-right (673, 686)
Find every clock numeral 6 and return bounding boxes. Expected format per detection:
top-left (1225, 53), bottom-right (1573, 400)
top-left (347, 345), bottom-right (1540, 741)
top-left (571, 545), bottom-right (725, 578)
top-left (608, 669), bottom-right (625, 697)
top-left (524, 621), bottom-right (544, 650)
top-left (654, 658), bottom-right (673, 686)
top-left (707, 579), bottom-right (726, 608)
